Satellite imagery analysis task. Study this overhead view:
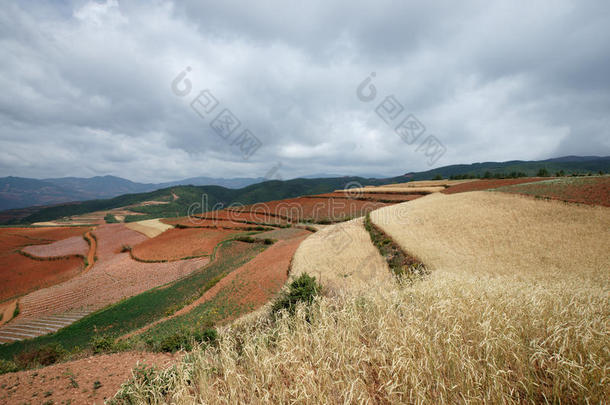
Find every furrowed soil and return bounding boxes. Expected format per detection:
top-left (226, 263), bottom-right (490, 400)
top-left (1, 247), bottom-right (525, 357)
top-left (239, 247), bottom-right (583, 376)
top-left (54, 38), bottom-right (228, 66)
top-left (493, 176), bottom-right (610, 206)
top-left (0, 227), bottom-right (90, 302)
top-left (234, 197), bottom-right (390, 222)
top-left (130, 227), bottom-right (244, 261)
top-left (9, 224), bottom-right (209, 320)
top-left (441, 177), bottom-right (544, 194)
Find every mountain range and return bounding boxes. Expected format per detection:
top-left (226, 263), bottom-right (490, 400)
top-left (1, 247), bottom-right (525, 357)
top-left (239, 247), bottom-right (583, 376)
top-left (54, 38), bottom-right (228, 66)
top-left (0, 155), bottom-right (608, 212)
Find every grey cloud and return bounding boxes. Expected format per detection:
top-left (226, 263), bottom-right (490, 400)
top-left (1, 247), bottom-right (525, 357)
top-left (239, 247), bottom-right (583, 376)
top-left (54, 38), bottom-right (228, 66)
top-left (1, 0), bottom-right (609, 183)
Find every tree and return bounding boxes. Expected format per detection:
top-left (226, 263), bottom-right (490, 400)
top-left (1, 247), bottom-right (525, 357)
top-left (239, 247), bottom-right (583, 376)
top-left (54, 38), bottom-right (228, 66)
top-left (537, 168), bottom-right (549, 177)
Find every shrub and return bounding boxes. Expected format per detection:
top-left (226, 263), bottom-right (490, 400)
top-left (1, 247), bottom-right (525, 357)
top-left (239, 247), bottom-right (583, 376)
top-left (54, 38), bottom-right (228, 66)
top-left (263, 238), bottom-right (276, 245)
top-left (12, 302), bottom-right (20, 318)
top-left (120, 244), bottom-right (131, 253)
top-left (433, 174), bottom-right (443, 180)
top-left (271, 273), bottom-right (321, 317)
top-left (90, 335), bottom-right (115, 354)
top-left (537, 168), bottom-right (550, 177)
top-left (155, 328), bottom-right (218, 353)
top-left (15, 343), bottom-right (68, 368)
top-left (104, 213), bottom-right (119, 223)
top-left (0, 359), bottom-right (18, 375)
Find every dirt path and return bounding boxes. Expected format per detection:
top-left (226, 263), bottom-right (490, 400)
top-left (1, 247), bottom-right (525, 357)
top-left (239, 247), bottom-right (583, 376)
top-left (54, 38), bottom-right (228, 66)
top-left (0, 351), bottom-right (179, 404)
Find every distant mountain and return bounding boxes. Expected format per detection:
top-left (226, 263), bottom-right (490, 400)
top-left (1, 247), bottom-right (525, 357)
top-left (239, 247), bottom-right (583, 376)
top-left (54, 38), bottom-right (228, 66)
top-left (0, 175), bottom-right (267, 210)
top-left (402, 156), bottom-right (610, 180)
top-left (1, 155), bottom-right (608, 216)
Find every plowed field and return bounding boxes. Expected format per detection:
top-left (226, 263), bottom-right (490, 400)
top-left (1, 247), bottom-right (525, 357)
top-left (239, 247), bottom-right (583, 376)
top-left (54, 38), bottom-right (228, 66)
top-left (233, 197), bottom-right (390, 222)
top-left (0, 227), bottom-right (89, 302)
top-left (493, 176), bottom-right (610, 206)
top-left (130, 228), bottom-right (243, 261)
top-left (441, 178), bottom-right (544, 194)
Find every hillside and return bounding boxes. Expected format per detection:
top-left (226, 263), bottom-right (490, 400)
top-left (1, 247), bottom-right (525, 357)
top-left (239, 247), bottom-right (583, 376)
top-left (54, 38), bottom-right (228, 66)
top-left (6, 176), bottom-right (399, 224)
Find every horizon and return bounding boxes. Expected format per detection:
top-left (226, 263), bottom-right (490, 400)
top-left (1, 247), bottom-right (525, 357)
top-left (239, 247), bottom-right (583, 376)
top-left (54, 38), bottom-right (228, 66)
top-left (3, 154), bottom-right (609, 185)
top-left (2, 1), bottom-right (610, 183)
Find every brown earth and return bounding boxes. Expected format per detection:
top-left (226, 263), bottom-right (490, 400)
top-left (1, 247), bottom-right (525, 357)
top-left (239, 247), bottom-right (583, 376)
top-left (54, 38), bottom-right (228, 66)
top-left (130, 227), bottom-right (242, 261)
top-left (0, 351), bottom-right (179, 405)
top-left (494, 176), bottom-right (610, 207)
top-left (14, 224), bottom-right (209, 319)
top-left (441, 178), bottom-right (544, 194)
top-left (0, 227), bottom-right (90, 302)
top-left (233, 197), bottom-right (390, 222)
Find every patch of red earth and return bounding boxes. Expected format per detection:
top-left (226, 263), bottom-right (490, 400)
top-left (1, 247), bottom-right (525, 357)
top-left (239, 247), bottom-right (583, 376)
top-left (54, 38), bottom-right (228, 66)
top-left (313, 192), bottom-right (424, 202)
top-left (163, 216), bottom-right (278, 229)
top-left (133, 229), bottom-right (310, 336)
top-left (192, 229), bottom-right (310, 320)
top-left (131, 228), bottom-right (242, 261)
top-left (0, 351), bottom-right (179, 405)
top-left (16, 224), bottom-right (209, 319)
top-left (92, 223), bottom-right (147, 259)
top-left (495, 177), bottom-right (610, 207)
top-left (0, 227), bottom-right (90, 302)
top-left (21, 236), bottom-right (88, 258)
top-left (441, 178), bottom-right (545, 194)
top-left (234, 197), bottom-right (391, 222)
top-left (194, 209), bottom-right (289, 225)
top-left (0, 255), bottom-right (84, 303)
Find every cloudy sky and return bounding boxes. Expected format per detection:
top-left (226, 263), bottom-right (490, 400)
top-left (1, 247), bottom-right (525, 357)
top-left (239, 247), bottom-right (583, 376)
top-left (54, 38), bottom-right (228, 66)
top-left (1, 0), bottom-right (609, 182)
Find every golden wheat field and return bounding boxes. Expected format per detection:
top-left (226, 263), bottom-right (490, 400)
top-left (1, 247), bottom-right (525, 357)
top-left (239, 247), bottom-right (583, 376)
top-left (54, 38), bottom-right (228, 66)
top-left (291, 218), bottom-right (390, 292)
top-left (113, 191), bottom-right (609, 404)
top-left (125, 218), bottom-right (174, 238)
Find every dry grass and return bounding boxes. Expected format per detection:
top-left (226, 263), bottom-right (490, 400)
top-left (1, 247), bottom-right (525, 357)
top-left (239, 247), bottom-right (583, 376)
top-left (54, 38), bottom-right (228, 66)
top-left (291, 218), bottom-right (390, 292)
top-left (113, 192), bottom-right (609, 404)
top-left (126, 219), bottom-right (174, 238)
top-left (370, 191), bottom-right (609, 278)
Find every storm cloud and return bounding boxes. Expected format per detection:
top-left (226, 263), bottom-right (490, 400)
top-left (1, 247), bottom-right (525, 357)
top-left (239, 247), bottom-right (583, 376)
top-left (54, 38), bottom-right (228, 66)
top-left (1, 0), bottom-right (609, 182)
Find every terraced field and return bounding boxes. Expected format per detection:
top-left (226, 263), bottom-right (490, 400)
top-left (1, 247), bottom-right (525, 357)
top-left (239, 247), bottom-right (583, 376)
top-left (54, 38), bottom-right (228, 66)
top-left (0, 227), bottom-right (90, 302)
top-left (231, 197), bottom-right (390, 223)
top-left (493, 176), bottom-right (610, 206)
top-left (130, 227), bottom-right (244, 261)
top-left (124, 190), bottom-right (609, 403)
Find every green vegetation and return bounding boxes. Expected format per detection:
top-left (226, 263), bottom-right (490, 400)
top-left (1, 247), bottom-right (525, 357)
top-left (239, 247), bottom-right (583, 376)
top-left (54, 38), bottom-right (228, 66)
top-left (0, 359), bottom-right (18, 375)
top-left (537, 167), bottom-right (550, 177)
top-left (364, 213), bottom-right (427, 279)
top-left (271, 273), bottom-right (321, 317)
top-left (104, 213), bottom-right (119, 223)
top-left (0, 241), bottom-right (266, 364)
top-left (12, 302), bottom-right (19, 318)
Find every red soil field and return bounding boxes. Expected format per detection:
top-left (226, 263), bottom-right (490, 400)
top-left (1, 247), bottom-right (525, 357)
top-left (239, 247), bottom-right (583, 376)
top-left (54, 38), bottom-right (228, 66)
top-left (131, 227), bottom-right (243, 261)
top-left (441, 178), bottom-right (544, 194)
top-left (494, 176), bottom-right (610, 207)
top-left (195, 209), bottom-right (289, 225)
top-left (0, 227), bottom-right (90, 302)
top-left (233, 197), bottom-right (391, 222)
top-left (312, 192), bottom-right (423, 202)
top-left (17, 224), bottom-right (209, 319)
top-left (159, 228), bottom-right (310, 327)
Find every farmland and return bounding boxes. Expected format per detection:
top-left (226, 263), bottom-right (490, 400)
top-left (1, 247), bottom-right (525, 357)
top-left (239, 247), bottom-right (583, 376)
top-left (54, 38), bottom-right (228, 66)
top-left (130, 227), bottom-right (244, 261)
top-left (0, 227), bottom-right (90, 302)
top-left (114, 189), bottom-right (609, 403)
top-left (0, 176), bottom-right (607, 404)
top-left (493, 176), bottom-right (610, 206)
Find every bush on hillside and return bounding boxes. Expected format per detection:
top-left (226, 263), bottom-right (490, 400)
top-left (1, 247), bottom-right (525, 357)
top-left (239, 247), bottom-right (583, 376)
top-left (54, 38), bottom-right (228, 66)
top-left (271, 273), bottom-right (321, 317)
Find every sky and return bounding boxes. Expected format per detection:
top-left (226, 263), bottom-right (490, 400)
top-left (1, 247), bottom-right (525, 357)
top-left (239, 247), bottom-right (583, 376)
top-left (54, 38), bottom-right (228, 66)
top-left (1, 0), bottom-right (609, 183)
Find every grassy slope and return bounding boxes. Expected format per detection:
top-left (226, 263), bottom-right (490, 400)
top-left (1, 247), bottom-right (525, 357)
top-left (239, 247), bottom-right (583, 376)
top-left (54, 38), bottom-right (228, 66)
top-left (0, 241), bottom-right (265, 360)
